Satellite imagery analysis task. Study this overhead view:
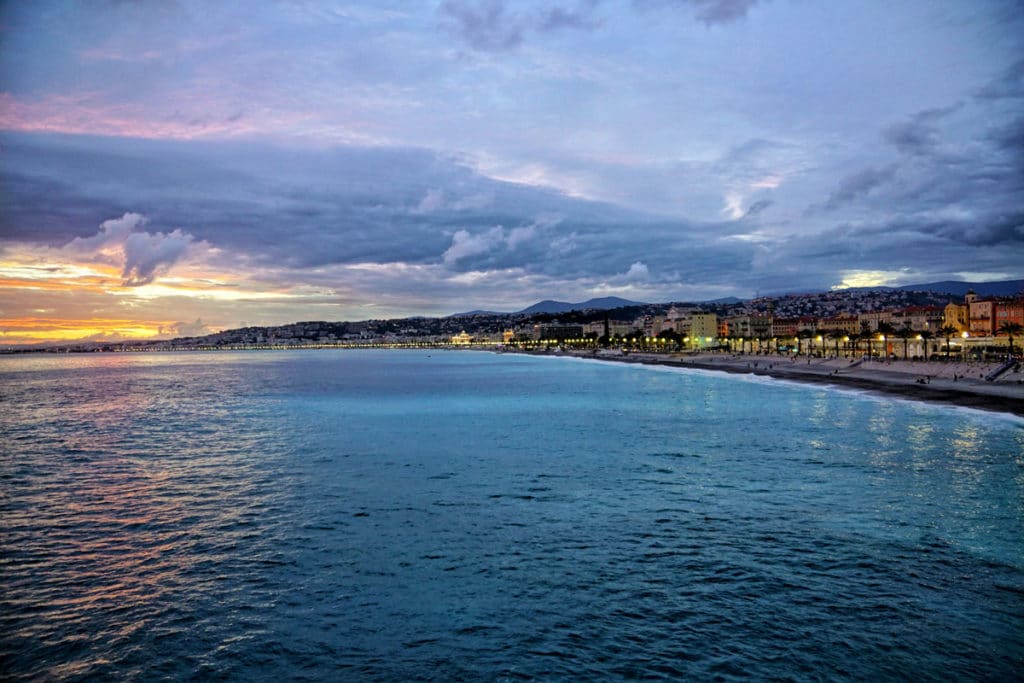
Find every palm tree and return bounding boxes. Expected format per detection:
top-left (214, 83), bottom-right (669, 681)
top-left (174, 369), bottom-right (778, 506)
top-left (859, 322), bottom-right (873, 359)
top-left (939, 325), bottom-right (958, 361)
top-left (876, 322), bottom-right (896, 361)
top-left (797, 329), bottom-right (814, 356)
top-left (998, 322), bottom-right (1023, 357)
top-left (919, 329), bottom-right (934, 360)
top-left (757, 333), bottom-right (770, 355)
top-left (896, 325), bottom-right (914, 360)
top-left (825, 329), bottom-right (842, 358)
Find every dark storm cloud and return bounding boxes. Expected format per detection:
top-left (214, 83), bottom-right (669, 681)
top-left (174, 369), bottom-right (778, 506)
top-left (824, 166), bottom-right (897, 210)
top-left (633, 0), bottom-right (761, 25)
top-left (1, 132), bottom-right (694, 280)
top-left (537, 3), bottom-right (603, 33)
top-left (930, 212), bottom-right (1024, 247)
top-left (881, 105), bottom-right (960, 157)
top-left (795, 202), bottom-right (1024, 286)
top-left (439, 0), bottom-right (525, 51)
top-left (438, 0), bottom-right (602, 52)
top-left (974, 58), bottom-right (1024, 101)
top-left (4, 112), bottom-right (1022, 303)
top-left (743, 199), bottom-right (772, 218)
top-left (987, 117), bottom-right (1024, 158)
top-left (688, 0), bottom-right (760, 25)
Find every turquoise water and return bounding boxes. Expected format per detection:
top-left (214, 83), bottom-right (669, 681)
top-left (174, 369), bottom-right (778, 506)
top-left (1, 349), bottom-right (1022, 680)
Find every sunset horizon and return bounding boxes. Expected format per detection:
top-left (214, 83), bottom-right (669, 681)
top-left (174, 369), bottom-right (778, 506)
top-left (3, 1), bottom-right (1023, 344)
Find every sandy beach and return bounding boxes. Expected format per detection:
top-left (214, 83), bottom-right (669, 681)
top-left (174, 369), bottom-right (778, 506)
top-left (554, 350), bottom-right (1024, 417)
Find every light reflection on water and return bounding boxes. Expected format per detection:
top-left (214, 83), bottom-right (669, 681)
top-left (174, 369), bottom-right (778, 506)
top-left (1, 350), bottom-right (1022, 681)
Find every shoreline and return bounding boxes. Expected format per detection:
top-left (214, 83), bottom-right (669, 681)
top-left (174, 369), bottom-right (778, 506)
top-left (538, 350), bottom-right (1024, 418)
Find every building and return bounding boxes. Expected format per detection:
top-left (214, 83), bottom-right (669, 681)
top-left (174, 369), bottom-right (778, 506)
top-left (724, 314), bottom-right (773, 340)
top-left (943, 302), bottom-right (969, 332)
top-left (533, 323), bottom-right (584, 341)
top-left (890, 305), bottom-right (944, 332)
top-left (968, 298), bottom-right (995, 336)
top-left (583, 320), bottom-right (634, 338)
top-left (817, 313), bottom-right (860, 336)
top-left (771, 318), bottom-right (799, 338)
top-left (689, 313), bottom-right (718, 347)
top-left (858, 310), bottom-right (894, 332)
top-left (994, 297), bottom-right (1024, 332)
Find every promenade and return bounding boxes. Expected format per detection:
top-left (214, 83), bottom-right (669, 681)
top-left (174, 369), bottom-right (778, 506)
top-left (569, 350), bottom-right (1024, 417)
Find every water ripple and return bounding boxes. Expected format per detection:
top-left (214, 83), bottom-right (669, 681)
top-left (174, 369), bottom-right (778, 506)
top-left (2, 350), bottom-right (1022, 680)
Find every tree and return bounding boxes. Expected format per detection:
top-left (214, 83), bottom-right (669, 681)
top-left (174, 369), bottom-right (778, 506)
top-left (658, 329), bottom-right (681, 350)
top-left (876, 322), bottom-right (896, 360)
top-left (824, 330), bottom-right (842, 358)
top-left (939, 325), bottom-right (958, 361)
top-left (896, 325), bottom-right (914, 360)
top-left (919, 330), bottom-right (934, 360)
top-left (797, 329), bottom-right (814, 356)
top-left (859, 322), bottom-right (873, 359)
top-left (998, 322), bottom-right (1023, 357)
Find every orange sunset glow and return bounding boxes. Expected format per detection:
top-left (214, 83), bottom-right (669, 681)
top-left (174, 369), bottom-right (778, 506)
top-left (3, 1), bottom-right (1022, 348)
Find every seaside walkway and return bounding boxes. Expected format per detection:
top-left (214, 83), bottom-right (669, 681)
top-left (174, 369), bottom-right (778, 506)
top-left (566, 350), bottom-right (1024, 416)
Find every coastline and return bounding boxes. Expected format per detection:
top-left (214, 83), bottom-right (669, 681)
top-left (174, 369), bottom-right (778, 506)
top-left (538, 350), bottom-right (1024, 418)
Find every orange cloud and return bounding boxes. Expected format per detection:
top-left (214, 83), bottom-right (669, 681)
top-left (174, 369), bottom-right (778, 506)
top-left (0, 317), bottom-right (172, 343)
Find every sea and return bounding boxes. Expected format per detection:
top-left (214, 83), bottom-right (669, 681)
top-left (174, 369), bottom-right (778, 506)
top-left (1, 349), bottom-right (1022, 681)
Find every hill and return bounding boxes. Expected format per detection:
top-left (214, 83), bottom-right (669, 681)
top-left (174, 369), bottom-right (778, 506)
top-left (515, 297), bottom-right (646, 315)
top-left (896, 279), bottom-right (1024, 297)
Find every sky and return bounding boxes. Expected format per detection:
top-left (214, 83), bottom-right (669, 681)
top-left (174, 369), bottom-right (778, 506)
top-left (1, 0), bottom-right (1022, 344)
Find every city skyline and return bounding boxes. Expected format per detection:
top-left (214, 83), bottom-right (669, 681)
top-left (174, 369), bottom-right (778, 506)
top-left (2, 1), bottom-right (1023, 344)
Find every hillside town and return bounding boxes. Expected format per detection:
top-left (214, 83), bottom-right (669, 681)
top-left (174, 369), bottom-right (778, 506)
top-left (519, 289), bottom-right (1023, 362)
top-left (10, 287), bottom-right (1023, 361)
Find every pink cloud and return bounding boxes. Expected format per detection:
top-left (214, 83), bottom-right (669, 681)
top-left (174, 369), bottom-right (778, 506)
top-left (0, 92), bottom-right (379, 144)
top-left (0, 92), bottom-right (260, 140)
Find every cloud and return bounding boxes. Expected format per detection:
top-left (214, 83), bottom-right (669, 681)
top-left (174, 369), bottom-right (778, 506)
top-left (688, 0), bottom-right (760, 25)
top-left (415, 188), bottom-right (446, 213)
top-left (624, 261), bottom-right (650, 281)
top-left (882, 105), bottom-right (960, 157)
top-left (439, 0), bottom-right (525, 51)
top-left (742, 199), bottom-right (772, 218)
top-left (67, 212), bottom-right (148, 252)
top-left (538, 3), bottom-right (603, 32)
top-left (163, 318), bottom-right (211, 337)
top-left (824, 166), bottom-right (897, 210)
top-left (987, 116), bottom-right (1024, 158)
top-left (505, 224), bottom-right (537, 249)
top-left (975, 58), bottom-right (1024, 101)
top-left (438, 0), bottom-right (602, 51)
top-left (414, 188), bottom-right (493, 214)
top-left (64, 211), bottom-right (196, 286)
top-left (4, 129), bottom-right (1021, 313)
top-left (443, 226), bottom-right (507, 264)
top-left (634, 0), bottom-right (761, 25)
top-left (122, 229), bottom-right (193, 286)
top-left (441, 221), bottom-right (541, 266)
top-left (930, 212), bottom-right (1024, 247)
